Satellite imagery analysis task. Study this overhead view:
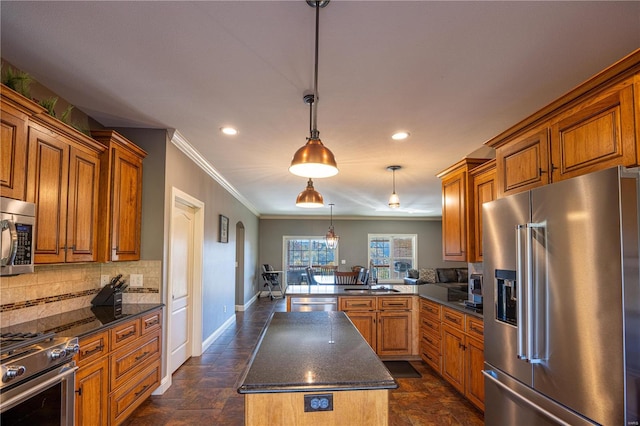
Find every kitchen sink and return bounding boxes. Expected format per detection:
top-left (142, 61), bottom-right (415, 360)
top-left (343, 288), bottom-right (400, 293)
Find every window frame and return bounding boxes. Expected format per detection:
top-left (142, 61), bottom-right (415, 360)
top-left (282, 235), bottom-right (338, 285)
top-left (367, 234), bottom-right (417, 284)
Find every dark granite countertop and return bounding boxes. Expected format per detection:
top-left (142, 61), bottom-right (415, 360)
top-left (285, 283), bottom-right (482, 318)
top-left (285, 284), bottom-right (418, 296)
top-left (0, 304), bottom-right (164, 338)
top-left (237, 311), bottom-right (397, 394)
top-left (416, 284), bottom-right (483, 318)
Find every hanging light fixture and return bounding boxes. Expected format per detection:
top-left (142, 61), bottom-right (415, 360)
top-left (296, 178), bottom-right (324, 208)
top-left (387, 165), bottom-right (401, 208)
top-left (289, 0), bottom-right (338, 179)
top-left (325, 203), bottom-right (339, 249)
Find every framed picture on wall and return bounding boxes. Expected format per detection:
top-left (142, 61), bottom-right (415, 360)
top-left (219, 214), bottom-right (229, 243)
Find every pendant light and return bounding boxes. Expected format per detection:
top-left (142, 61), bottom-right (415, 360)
top-left (325, 203), bottom-right (339, 249)
top-left (289, 0), bottom-right (338, 179)
top-left (296, 178), bottom-right (324, 208)
top-left (387, 165), bottom-right (401, 209)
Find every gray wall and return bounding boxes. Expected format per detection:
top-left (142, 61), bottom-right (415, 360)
top-left (116, 128), bottom-right (260, 343)
top-left (259, 218), bottom-right (464, 272)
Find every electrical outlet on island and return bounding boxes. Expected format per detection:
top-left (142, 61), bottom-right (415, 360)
top-left (130, 274), bottom-right (144, 287)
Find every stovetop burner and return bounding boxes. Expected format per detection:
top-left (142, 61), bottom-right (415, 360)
top-left (0, 331), bottom-right (55, 358)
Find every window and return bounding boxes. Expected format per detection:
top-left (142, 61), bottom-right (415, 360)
top-left (283, 236), bottom-right (337, 285)
top-left (368, 234), bottom-right (416, 283)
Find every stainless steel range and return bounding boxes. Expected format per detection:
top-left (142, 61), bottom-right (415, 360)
top-left (0, 331), bottom-right (79, 426)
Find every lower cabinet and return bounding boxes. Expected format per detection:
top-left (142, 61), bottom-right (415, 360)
top-left (75, 355), bottom-right (109, 426)
top-left (420, 301), bottom-right (484, 411)
top-left (339, 296), bottom-right (415, 357)
top-left (75, 308), bottom-right (162, 426)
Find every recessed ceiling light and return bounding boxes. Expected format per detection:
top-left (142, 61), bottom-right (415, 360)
top-left (391, 131), bottom-right (410, 140)
top-left (220, 127), bottom-right (238, 136)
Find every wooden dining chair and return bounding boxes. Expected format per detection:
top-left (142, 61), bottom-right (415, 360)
top-left (334, 271), bottom-right (358, 285)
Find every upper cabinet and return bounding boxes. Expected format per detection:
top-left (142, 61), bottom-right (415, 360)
top-left (469, 160), bottom-right (496, 263)
top-left (1, 87), bottom-right (42, 200)
top-left (1, 85), bottom-right (147, 265)
top-left (0, 85), bottom-right (105, 263)
top-left (437, 158), bottom-right (490, 262)
top-left (27, 122), bottom-right (102, 263)
top-left (91, 130), bottom-right (147, 262)
top-left (489, 49), bottom-right (640, 197)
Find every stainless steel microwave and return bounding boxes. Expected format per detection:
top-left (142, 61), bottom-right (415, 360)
top-left (1, 197), bottom-right (35, 275)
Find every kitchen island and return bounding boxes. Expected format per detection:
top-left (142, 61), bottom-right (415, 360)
top-left (237, 311), bottom-right (397, 425)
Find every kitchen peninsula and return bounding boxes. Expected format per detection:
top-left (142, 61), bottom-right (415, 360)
top-left (237, 311), bottom-right (397, 426)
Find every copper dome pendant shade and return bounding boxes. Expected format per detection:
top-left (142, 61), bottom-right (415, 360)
top-left (289, 0), bottom-right (338, 179)
top-left (296, 178), bottom-right (324, 208)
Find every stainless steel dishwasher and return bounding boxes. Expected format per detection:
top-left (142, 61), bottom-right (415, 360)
top-left (289, 296), bottom-right (338, 312)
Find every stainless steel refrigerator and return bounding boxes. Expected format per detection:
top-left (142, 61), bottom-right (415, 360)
top-left (482, 166), bottom-right (639, 426)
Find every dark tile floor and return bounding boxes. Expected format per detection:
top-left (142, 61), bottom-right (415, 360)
top-left (123, 297), bottom-right (484, 425)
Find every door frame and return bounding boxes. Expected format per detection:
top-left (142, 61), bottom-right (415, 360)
top-left (167, 187), bottom-right (204, 364)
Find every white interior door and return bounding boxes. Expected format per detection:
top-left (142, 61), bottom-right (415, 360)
top-left (170, 200), bottom-right (195, 374)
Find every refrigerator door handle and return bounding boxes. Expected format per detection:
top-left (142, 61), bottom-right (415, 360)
top-left (483, 370), bottom-right (572, 426)
top-left (516, 224), bottom-right (527, 360)
top-left (527, 222), bottom-right (544, 364)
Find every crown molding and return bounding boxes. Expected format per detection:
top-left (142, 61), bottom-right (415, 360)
top-left (170, 130), bottom-right (261, 217)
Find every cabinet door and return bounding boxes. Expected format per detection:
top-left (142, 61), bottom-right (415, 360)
top-left (27, 125), bottom-right (69, 264)
top-left (66, 147), bottom-right (100, 262)
top-left (441, 324), bottom-right (465, 394)
top-left (377, 310), bottom-right (412, 356)
top-left (465, 336), bottom-right (485, 411)
top-left (0, 106), bottom-right (29, 200)
top-left (110, 148), bottom-right (143, 261)
top-left (75, 356), bottom-right (109, 426)
top-left (344, 311), bottom-right (377, 350)
top-left (550, 82), bottom-right (636, 182)
top-left (470, 161), bottom-right (496, 262)
top-left (441, 169), bottom-right (467, 261)
top-left (496, 126), bottom-right (550, 198)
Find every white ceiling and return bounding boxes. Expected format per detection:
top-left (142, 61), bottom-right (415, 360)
top-left (2, 1), bottom-right (638, 218)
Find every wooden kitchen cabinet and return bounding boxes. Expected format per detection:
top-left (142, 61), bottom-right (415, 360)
top-left (495, 126), bottom-right (551, 198)
top-left (437, 158), bottom-right (489, 262)
top-left (549, 79), bottom-right (637, 182)
top-left (74, 307), bottom-right (163, 426)
top-left (75, 356), bottom-right (109, 426)
top-left (419, 301), bottom-right (484, 411)
top-left (91, 130), bottom-right (147, 262)
top-left (0, 98), bottom-right (30, 200)
top-left (470, 159), bottom-right (496, 262)
top-left (419, 299), bottom-right (442, 373)
top-left (27, 121), bottom-right (102, 263)
top-left (488, 51), bottom-right (640, 197)
top-left (339, 296), bottom-right (415, 357)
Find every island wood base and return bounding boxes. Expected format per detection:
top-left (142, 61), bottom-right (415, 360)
top-left (245, 389), bottom-right (389, 426)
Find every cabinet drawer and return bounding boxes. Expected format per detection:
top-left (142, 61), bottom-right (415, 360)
top-left (141, 310), bottom-right (161, 335)
top-left (420, 343), bottom-right (441, 373)
top-left (420, 330), bottom-right (441, 352)
top-left (420, 299), bottom-right (441, 320)
top-left (466, 316), bottom-right (484, 340)
top-left (339, 297), bottom-right (376, 311)
top-left (442, 307), bottom-right (465, 330)
top-left (110, 318), bottom-right (141, 350)
top-left (76, 330), bottom-right (109, 367)
top-left (378, 296), bottom-right (412, 311)
top-left (109, 359), bottom-right (160, 426)
top-left (110, 330), bottom-right (161, 391)
top-left (419, 316), bottom-right (441, 336)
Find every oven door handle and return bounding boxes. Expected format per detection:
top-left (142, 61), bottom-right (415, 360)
top-left (0, 365), bottom-right (78, 412)
top-left (0, 219), bottom-right (18, 267)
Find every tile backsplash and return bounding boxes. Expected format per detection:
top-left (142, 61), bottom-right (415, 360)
top-left (0, 260), bottom-right (161, 327)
